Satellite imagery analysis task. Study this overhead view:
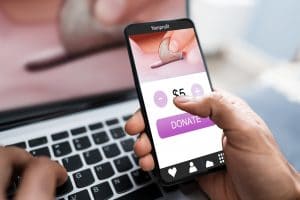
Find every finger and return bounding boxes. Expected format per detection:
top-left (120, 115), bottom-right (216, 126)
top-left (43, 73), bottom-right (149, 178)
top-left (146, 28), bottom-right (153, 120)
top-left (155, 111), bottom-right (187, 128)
top-left (125, 110), bottom-right (145, 135)
top-left (139, 154), bottom-right (155, 171)
top-left (166, 29), bottom-right (194, 52)
top-left (134, 133), bottom-right (152, 157)
top-left (173, 90), bottom-right (264, 139)
top-left (94, 0), bottom-right (158, 25)
top-left (0, 146), bottom-right (32, 199)
top-left (15, 157), bottom-right (67, 200)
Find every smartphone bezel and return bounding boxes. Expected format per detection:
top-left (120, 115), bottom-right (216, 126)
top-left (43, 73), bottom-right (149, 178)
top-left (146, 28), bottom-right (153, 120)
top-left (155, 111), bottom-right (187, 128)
top-left (124, 18), bottom-right (225, 186)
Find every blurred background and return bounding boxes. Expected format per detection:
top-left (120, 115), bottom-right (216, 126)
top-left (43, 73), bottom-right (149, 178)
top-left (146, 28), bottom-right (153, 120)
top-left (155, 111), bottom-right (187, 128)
top-left (189, 0), bottom-right (300, 170)
top-left (0, 0), bottom-right (299, 169)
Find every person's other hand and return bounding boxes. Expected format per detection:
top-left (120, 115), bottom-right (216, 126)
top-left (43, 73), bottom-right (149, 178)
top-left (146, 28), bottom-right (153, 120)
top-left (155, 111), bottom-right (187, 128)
top-left (94, 0), bottom-right (175, 25)
top-left (125, 90), bottom-right (300, 200)
top-left (0, 147), bottom-right (67, 200)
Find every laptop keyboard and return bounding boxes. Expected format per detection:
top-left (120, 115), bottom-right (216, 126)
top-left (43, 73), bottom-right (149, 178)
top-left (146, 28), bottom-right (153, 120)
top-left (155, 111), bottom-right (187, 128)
top-left (5, 114), bottom-right (168, 200)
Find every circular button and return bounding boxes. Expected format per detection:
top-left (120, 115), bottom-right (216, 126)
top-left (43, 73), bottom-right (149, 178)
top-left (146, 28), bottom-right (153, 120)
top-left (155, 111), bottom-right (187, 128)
top-left (191, 83), bottom-right (204, 97)
top-left (154, 90), bottom-right (168, 108)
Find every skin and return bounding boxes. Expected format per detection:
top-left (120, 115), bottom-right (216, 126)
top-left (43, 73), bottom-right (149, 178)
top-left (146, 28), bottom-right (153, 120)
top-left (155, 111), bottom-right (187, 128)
top-left (125, 90), bottom-right (300, 200)
top-left (0, 147), bottom-right (67, 200)
top-left (2, 1), bottom-right (299, 199)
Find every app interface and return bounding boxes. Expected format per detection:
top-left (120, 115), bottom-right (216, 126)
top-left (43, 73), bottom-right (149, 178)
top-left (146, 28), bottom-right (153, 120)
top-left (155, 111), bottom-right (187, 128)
top-left (129, 27), bottom-right (224, 182)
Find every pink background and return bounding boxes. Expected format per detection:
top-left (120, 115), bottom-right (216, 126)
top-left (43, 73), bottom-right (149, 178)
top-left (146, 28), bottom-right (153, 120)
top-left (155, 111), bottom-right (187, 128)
top-left (0, 0), bottom-right (186, 111)
top-left (0, 12), bottom-right (133, 111)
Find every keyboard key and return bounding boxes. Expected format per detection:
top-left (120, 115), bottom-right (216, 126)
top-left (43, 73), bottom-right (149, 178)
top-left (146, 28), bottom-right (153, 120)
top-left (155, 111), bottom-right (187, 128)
top-left (73, 169), bottom-right (95, 188)
top-left (113, 156), bottom-right (133, 172)
top-left (92, 131), bottom-right (109, 145)
top-left (91, 182), bottom-right (113, 200)
top-left (115, 183), bottom-right (163, 200)
top-left (120, 138), bottom-right (134, 152)
top-left (131, 169), bottom-right (151, 185)
top-left (68, 190), bottom-right (91, 200)
top-left (89, 122), bottom-right (103, 131)
top-left (122, 114), bottom-right (132, 121)
top-left (73, 136), bottom-right (91, 150)
top-left (30, 147), bottom-right (51, 157)
top-left (52, 131), bottom-right (68, 141)
top-left (103, 143), bottom-right (120, 158)
top-left (28, 136), bottom-right (47, 147)
top-left (94, 162), bottom-right (114, 180)
top-left (131, 153), bottom-right (139, 166)
top-left (7, 142), bottom-right (26, 149)
top-left (112, 174), bottom-right (133, 194)
top-left (62, 155), bottom-right (83, 172)
top-left (56, 177), bottom-right (73, 196)
top-left (52, 141), bottom-right (72, 157)
top-left (105, 118), bottom-right (119, 126)
top-left (70, 127), bottom-right (86, 136)
top-left (110, 127), bottom-right (125, 139)
top-left (83, 149), bottom-right (102, 165)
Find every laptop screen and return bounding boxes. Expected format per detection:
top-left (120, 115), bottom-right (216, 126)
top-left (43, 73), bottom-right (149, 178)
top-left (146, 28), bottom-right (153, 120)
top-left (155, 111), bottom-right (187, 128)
top-left (0, 0), bottom-right (186, 113)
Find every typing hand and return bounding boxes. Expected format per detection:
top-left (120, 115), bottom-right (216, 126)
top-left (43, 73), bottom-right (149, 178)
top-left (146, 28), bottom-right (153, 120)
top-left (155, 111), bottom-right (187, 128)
top-left (0, 147), bottom-right (67, 200)
top-left (125, 90), bottom-right (300, 200)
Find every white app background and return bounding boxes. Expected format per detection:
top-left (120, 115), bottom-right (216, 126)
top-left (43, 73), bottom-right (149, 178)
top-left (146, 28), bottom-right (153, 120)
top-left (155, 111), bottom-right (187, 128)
top-left (141, 72), bottom-right (223, 168)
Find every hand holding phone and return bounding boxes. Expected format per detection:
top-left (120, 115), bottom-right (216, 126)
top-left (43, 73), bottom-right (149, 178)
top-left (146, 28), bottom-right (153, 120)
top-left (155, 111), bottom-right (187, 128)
top-left (124, 19), bottom-right (225, 185)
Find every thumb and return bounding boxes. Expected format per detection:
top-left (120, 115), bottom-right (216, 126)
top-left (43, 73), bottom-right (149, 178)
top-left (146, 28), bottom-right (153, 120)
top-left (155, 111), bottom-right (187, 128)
top-left (94, 0), bottom-right (152, 25)
top-left (173, 90), bottom-right (264, 140)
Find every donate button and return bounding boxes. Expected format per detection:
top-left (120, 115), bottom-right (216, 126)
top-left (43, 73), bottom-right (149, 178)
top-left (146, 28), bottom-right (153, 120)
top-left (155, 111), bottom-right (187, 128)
top-left (156, 113), bottom-right (214, 139)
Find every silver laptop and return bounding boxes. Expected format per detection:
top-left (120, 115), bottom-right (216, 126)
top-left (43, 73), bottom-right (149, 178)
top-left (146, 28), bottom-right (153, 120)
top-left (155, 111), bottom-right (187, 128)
top-left (0, 1), bottom-right (206, 199)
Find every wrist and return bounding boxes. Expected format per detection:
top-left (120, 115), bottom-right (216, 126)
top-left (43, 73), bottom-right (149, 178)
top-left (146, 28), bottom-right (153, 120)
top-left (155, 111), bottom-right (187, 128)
top-left (293, 172), bottom-right (300, 199)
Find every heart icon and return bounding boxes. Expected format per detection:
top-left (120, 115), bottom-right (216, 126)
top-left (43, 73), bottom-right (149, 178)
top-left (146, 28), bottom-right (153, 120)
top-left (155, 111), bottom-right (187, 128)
top-left (168, 167), bottom-right (177, 178)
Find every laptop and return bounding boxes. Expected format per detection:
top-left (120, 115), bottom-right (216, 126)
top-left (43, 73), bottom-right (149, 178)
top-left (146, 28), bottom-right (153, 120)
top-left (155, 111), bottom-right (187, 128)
top-left (0, 1), bottom-right (206, 199)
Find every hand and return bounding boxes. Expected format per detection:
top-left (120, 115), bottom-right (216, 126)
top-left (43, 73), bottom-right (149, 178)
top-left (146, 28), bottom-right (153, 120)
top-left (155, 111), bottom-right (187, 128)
top-left (125, 90), bottom-right (300, 200)
top-left (0, 147), bottom-right (67, 200)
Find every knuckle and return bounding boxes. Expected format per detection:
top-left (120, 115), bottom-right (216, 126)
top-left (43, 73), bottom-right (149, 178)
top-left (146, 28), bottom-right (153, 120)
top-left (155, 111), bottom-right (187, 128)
top-left (239, 123), bottom-right (257, 134)
top-left (0, 146), bottom-right (31, 160)
top-left (209, 91), bottom-right (228, 109)
top-left (5, 146), bottom-right (28, 154)
top-left (29, 156), bottom-right (53, 169)
top-left (133, 142), bottom-right (142, 156)
top-left (210, 91), bottom-right (225, 102)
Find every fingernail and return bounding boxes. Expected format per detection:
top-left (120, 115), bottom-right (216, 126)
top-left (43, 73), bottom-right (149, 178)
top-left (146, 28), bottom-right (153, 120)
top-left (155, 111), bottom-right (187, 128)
top-left (95, 0), bottom-right (125, 24)
top-left (174, 96), bottom-right (195, 103)
top-left (169, 40), bottom-right (179, 52)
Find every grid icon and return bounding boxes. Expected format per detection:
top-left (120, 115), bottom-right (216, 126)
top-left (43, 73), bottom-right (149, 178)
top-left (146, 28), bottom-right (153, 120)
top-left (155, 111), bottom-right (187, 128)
top-left (218, 152), bottom-right (225, 164)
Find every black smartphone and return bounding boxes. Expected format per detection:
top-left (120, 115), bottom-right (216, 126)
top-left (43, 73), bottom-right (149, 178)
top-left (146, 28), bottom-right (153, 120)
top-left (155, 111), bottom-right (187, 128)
top-left (124, 18), bottom-right (225, 185)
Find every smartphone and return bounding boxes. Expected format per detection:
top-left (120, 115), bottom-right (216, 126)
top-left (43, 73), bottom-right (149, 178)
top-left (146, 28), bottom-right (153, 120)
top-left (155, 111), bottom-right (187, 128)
top-left (124, 18), bottom-right (225, 185)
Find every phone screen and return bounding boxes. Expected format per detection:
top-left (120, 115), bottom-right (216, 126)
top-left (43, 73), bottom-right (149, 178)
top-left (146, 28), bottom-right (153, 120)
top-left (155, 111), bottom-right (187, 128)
top-left (125, 19), bottom-right (224, 184)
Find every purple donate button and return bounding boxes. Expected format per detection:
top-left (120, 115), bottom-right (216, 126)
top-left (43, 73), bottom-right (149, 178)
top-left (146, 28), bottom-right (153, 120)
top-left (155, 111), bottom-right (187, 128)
top-left (156, 113), bottom-right (214, 139)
